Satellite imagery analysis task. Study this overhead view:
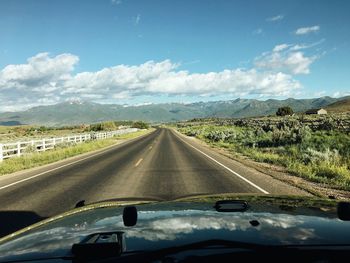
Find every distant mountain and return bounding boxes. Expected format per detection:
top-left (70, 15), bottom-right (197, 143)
top-left (0, 96), bottom-right (348, 126)
top-left (325, 98), bottom-right (350, 113)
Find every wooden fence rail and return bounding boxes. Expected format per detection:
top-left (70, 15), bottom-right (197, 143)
top-left (0, 128), bottom-right (138, 162)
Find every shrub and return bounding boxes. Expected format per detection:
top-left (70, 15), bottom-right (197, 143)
top-left (276, 106), bottom-right (294, 116)
top-left (89, 121), bottom-right (119, 131)
top-left (301, 148), bottom-right (341, 165)
top-left (178, 122), bottom-right (350, 190)
top-left (131, 121), bottom-right (149, 129)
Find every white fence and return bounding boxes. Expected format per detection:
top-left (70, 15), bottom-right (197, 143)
top-left (0, 128), bottom-right (138, 162)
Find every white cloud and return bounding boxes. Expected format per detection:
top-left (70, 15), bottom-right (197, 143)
top-left (314, 90), bottom-right (326, 97)
top-left (333, 91), bottom-right (350, 98)
top-left (255, 44), bottom-right (316, 74)
top-left (0, 52), bottom-right (78, 90)
top-left (295, 25), bottom-right (320, 35)
top-left (283, 52), bottom-right (315, 74)
top-left (134, 14), bottom-right (141, 25)
top-left (252, 28), bottom-right (263, 35)
top-left (64, 61), bottom-right (300, 97)
top-left (290, 39), bottom-right (325, 51)
top-left (134, 102), bottom-right (153, 107)
top-left (266, 14), bottom-right (284, 22)
top-left (0, 52), bottom-right (303, 111)
top-left (0, 53), bottom-right (78, 111)
top-left (111, 0), bottom-right (122, 5)
top-left (273, 44), bottom-right (290, 52)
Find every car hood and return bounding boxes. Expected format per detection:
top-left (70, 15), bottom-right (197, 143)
top-left (0, 194), bottom-right (349, 262)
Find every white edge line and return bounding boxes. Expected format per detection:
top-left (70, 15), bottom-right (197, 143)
top-left (0, 130), bottom-right (155, 191)
top-left (0, 150), bottom-right (110, 191)
top-left (135, 158), bottom-right (143, 167)
top-left (173, 131), bottom-right (269, 194)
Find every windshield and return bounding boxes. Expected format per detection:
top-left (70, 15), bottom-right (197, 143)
top-left (0, 0), bottom-right (349, 241)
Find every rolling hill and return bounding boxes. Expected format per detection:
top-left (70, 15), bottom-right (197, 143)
top-left (325, 98), bottom-right (350, 113)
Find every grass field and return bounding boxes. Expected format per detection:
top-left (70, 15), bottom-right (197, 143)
top-left (177, 123), bottom-right (350, 190)
top-left (0, 128), bottom-right (154, 175)
top-left (0, 120), bottom-right (149, 143)
top-left (0, 125), bottom-right (88, 143)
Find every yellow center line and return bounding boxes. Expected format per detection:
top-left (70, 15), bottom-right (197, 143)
top-left (135, 158), bottom-right (143, 167)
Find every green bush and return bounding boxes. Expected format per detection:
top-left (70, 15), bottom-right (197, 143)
top-left (276, 106), bottom-right (294, 116)
top-left (131, 121), bottom-right (149, 129)
top-left (89, 121), bottom-right (117, 131)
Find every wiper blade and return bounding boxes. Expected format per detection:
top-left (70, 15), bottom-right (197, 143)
top-left (74, 197), bottom-right (164, 208)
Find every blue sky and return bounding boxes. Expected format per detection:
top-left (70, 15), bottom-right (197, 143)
top-left (0, 0), bottom-right (349, 111)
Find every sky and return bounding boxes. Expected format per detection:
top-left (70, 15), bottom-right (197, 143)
top-left (0, 0), bottom-right (349, 111)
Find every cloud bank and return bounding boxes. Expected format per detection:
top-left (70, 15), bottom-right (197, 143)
top-left (255, 44), bottom-right (317, 74)
top-left (0, 40), bottom-right (323, 111)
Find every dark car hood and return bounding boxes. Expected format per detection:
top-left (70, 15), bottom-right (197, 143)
top-left (0, 195), bottom-right (349, 262)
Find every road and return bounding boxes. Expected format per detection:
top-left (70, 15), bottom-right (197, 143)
top-left (0, 128), bottom-right (308, 237)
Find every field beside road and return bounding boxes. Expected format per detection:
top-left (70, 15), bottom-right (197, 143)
top-left (0, 128), bottom-right (153, 175)
top-left (0, 120), bottom-right (145, 143)
top-left (176, 114), bottom-right (350, 192)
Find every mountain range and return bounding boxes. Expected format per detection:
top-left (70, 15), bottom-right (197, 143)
top-left (0, 96), bottom-right (349, 126)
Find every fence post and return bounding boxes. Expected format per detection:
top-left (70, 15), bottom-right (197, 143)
top-left (0, 128), bottom-right (134, 161)
top-left (0, 144), bottom-right (3, 162)
top-left (17, 142), bottom-right (21, 157)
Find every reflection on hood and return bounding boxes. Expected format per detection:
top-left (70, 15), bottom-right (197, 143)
top-left (125, 211), bottom-right (315, 242)
top-left (0, 210), bottom-right (332, 259)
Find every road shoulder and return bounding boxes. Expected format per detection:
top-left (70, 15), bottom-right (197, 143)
top-left (0, 129), bottom-right (156, 188)
top-left (173, 128), bottom-right (350, 199)
top-left (171, 129), bottom-right (312, 197)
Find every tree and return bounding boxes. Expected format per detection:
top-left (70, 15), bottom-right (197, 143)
top-left (89, 121), bottom-right (117, 131)
top-left (132, 121), bottom-right (149, 129)
top-left (276, 106), bottom-right (293, 116)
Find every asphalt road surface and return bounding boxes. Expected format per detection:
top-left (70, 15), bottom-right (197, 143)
top-left (0, 128), bottom-right (308, 237)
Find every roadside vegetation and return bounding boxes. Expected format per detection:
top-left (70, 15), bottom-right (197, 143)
top-left (0, 127), bottom-right (153, 175)
top-left (177, 115), bottom-right (350, 190)
top-left (0, 120), bottom-right (149, 142)
top-left (276, 106), bottom-right (294, 116)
